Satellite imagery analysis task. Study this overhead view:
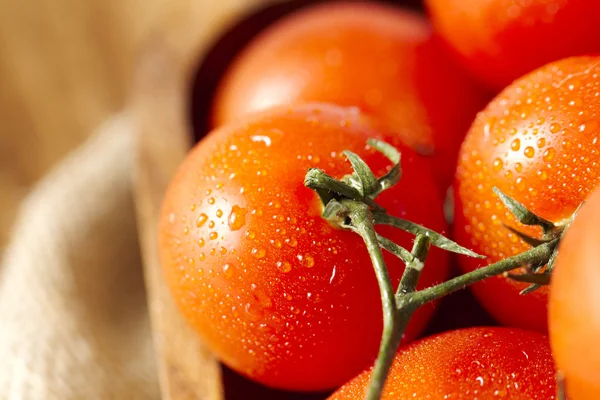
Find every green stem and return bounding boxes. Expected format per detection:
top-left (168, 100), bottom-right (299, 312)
top-left (344, 200), bottom-right (399, 400)
top-left (409, 239), bottom-right (558, 305)
top-left (398, 235), bottom-right (431, 295)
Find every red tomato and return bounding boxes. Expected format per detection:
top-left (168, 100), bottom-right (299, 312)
top-left (328, 327), bottom-right (556, 399)
top-left (550, 187), bottom-right (600, 399)
top-left (212, 1), bottom-right (486, 190)
top-left (454, 56), bottom-right (600, 332)
top-left (159, 103), bottom-right (450, 391)
top-left (426, 0), bottom-right (600, 89)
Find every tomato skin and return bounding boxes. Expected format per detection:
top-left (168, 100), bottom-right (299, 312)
top-left (454, 56), bottom-right (600, 332)
top-left (550, 187), bottom-right (600, 399)
top-left (159, 103), bottom-right (449, 391)
top-left (212, 1), bottom-right (486, 190)
top-left (328, 327), bottom-right (556, 399)
top-left (426, 0), bottom-right (600, 89)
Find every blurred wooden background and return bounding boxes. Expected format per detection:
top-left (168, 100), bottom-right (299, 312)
top-left (0, 0), bottom-right (161, 247)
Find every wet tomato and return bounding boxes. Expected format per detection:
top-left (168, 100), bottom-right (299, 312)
top-left (550, 186), bottom-right (600, 399)
top-left (159, 103), bottom-right (450, 391)
top-left (328, 327), bottom-right (556, 399)
top-left (212, 1), bottom-right (486, 189)
top-left (454, 56), bottom-right (600, 332)
top-left (426, 0), bottom-right (600, 89)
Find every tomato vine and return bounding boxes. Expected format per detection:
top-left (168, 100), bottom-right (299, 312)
top-left (304, 139), bottom-right (572, 400)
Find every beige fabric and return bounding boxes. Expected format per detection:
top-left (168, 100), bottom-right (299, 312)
top-left (0, 115), bottom-right (159, 400)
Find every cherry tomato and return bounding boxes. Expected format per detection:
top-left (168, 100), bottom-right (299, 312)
top-left (159, 103), bottom-right (450, 391)
top-left (426, 0), bottom-right (600, 89)
top-left (212, 1), bottom-right (486, 190)
top-left (328, 327), bottom-right (556, 399)
top-left (454, 56), bottom-right (600, 332)
top-left (550, 187), bottom-right (600, 399)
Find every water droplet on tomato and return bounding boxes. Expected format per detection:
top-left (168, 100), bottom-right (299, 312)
top-left (537, 170), bottom-right (548, 181)
top-left (515, 162), bottom-right (523, 172)
top-left (199, 252), bottom-right (206, 261)
top-left (516, 177), bottom-right (526, 191)
top-left (227, 206), bottom-right (246, 231)
top-left (543, 148), bottom-right (556, 161)
top-left (303, 255), bottom-right (315, 268)
top-left (277, 261), bottom-right (292, 273)
top-left (524, 147), bottom-right (535, 158)
top-left (510, 138), bottom-right (521, 151)
top-left (252, 247), bottom-right (266, 259)
top-left (537, 138), bottom-right (546, 148)
top-left (285, 237), bottom-right (298, 247)
top-left (208, 197), bottom-right (215, 205)
top-left (220, 246), bottom-right (227, 255)
top-left (198, 238), bottom-right (205, 248)
top-left (197, 214), bottom-right (208, 227)
top-left (223, 264), bottom-right (234, 279)
top-left (549, 123), bottom-right (561, 133)
top-left (492, 158), bottom-right (503, 173)
top-left (209, 232), bottom-right (218, 240)
top-left (244, 303), bottom-right (263, 321)
top-left (208, 221), bottom-right (215, 229)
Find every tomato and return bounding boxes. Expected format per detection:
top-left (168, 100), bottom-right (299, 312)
top-left (549, 187), bottom-right (600, 399)
top-left (426, 0), bottom-right (600, 89)
top-left (328, 327), bottom-right (556, 399)
top-left (211, 1), bottom-right (486, 190)
top-left (453, 56), bottom-right (600, 332)
top-left (159, 103), bottom-right (450, 391)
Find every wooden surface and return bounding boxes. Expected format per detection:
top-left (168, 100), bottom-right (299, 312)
top-left (129, 1), bottom-right (282, 398)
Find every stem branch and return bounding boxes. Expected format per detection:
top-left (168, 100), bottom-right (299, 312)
top-left (410, 239), bottom-right (558, 305)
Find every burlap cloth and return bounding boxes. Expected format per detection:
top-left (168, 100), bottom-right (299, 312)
top-left (0, 114), bottom-right (160, 399)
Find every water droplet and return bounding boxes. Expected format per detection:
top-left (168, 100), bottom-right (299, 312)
top-left (504, 170), bottom-right (513, 179)
top-left (537, 138), bottom-right (546, 148)
top-left (524, 147), bottom-right (535, 158)
top-left (208, 221), bottom-right (215, 229)
top-left (543, 148), bottom-right (556, 161)
top-left (303, 255), bottom-right (315, 268)
top-left (199, 252), bottom-right (206, 261)
top-left (285, 238), bottom-right (298, 247)
top-left (216, 209), bottom-right (223, 218)
top-left (516, 177), bottom-right (526, 191)
top-left (510, 138), bottom-right (521, 151)
top-left (307, 292), bottom-right (321, 302)
top-left (277, 261), bottom-right (292, 273)
top-left (223, 264), bottom-right (234, 279)
top-left (197, 214), bottom-right (208, 227)
top-left (209, 232), bottom-right (218, 240)
top-left (245, 303), bottom-right (263, 321)
top-left (183, 227), bottom-right (190, 235)
top-left (198, 238), bottom-right (205, 247)
top-left (492, 158), bottom-right (503, 173)
top-left (271, 239), bottom-right (282, 248)
top-left (537, 170), bottom-right (548, 180)
top-left (228, 206), bottom-right (247, 231)
top-left (246, 230), bottom-right (256, 239)
top-left (190, 204), bottom-right (196, 211)
top-left (252, 248), bottom-right (266, 259)
top-left (536, 117), bottom-right (545, 125)
top-left (515, 162), bottom-right (523, 172)
top-left (220, 246), bottom-right (227, 255)
top-left (550, 123), bottom-right (560, 133)
top-left (208, 197), bottom-right (215, 205)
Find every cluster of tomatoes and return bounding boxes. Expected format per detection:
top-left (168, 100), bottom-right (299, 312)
top-left (159, 1), bottom-right (600, 399)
